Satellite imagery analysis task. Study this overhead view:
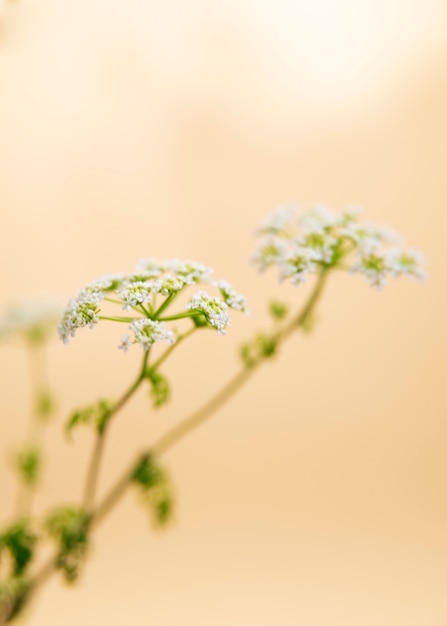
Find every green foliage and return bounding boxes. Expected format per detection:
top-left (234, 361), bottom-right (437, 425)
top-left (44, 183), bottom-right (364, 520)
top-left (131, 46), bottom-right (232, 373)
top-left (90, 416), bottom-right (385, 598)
top-left (240, 332), bottom-right (278, 368)
top-left (146, 369), bottom-right (171, 408)
top-left (269, 300), bottom-right (289, 321)
top-left (45, 507), bottom-right (89, 582)
top-left (66, 398), bottom-right (113, 438)
top-left (0, 577), bottom-right (30, 623)
top-left (35, 390), bottom-right (56, 420)
top-left (0, 520), bottom-right (37, 577)
top-left (132, 456), bottom-right (174, 528)
top-left (15, 446), bottom-right (41, 487)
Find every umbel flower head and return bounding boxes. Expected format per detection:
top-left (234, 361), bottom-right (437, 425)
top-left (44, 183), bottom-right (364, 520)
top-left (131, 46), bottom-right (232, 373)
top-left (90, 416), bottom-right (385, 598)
top-left (59, 259), bottom-right (248, 349)
top-left (253, 204), bottom-right (426, 289)
top-left (0, 301), bottom-right (62, 344)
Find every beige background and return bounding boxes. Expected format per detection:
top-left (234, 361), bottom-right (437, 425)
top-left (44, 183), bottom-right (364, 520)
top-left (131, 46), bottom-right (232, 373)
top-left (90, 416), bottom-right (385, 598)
top-left (0, 1), bottom-right (447, 624)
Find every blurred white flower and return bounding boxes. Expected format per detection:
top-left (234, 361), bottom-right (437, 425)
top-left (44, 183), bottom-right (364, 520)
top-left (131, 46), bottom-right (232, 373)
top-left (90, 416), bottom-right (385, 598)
top-left (214, 280), bottom-right (250, 315)
top-left (0, 301), bottom-right (61, 344)
top-left (253, 204), bottom-right (426, 290)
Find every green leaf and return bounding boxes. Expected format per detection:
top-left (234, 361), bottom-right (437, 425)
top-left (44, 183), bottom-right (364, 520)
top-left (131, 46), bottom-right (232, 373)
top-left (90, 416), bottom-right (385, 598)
top-left (0, 519), bottom-right (37, 577)
top-left (35, 390), bottom-right (56, 420)
top-left (132, 456), bottom-right (174, 528)
top-left (240, 332), bottom-right (278, 368)
top-left (146, 369), bottom-right (171, 408)
top-left (65, 398), bottom-right (113, 438)
top-left (15, 446), bottom-right (41, 487)
top-left (268, 300), bottom-right (289, 320)
top-left (132, 455), bottom-right (164, 489)
top-left (45, 507), bottom-right (89, 582)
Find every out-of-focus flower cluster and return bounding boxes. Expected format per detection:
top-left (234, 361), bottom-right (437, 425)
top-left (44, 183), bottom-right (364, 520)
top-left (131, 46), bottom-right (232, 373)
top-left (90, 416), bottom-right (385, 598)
top-left (0, 302), bottom-right (61, 344)
top-left (59, 259), bottom-right (249, 349)
top-left (253, 205), bottom-right (426, 289)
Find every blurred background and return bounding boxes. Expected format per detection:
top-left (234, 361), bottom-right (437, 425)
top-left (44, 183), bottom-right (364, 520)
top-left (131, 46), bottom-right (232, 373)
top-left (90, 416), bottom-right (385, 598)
top-left (0, 0), bottom-right (446, 624)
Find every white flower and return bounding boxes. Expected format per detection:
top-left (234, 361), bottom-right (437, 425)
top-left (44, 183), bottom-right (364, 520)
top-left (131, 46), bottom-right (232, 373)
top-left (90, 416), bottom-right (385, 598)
top-left (279, 246), bottom-right (319, 285)
top-left (350, 250), bottom-right (391, 289)
top-left (386, 248), bottom-right (427, 281)
top-left (254, 204), bottom-right (425, 291)
top-left (340, 222), bottom-right (400, 254)
top-left (133, 259), bottom-right (167, 277)
top-left (129, 319), bottom-right (176, 351)
top-left (187, 291), bottom-right (230, 335)
top-left (117, 280), bottom-right (160, 310)
top-left (296, 231), bottom-right (338, 264)
top-left (214, 280), bottom-right (250, 315)
top-left (118, 335), bottom-right (132, 352)
top-left (60, 258), bottom-right (246, 347)
top-left (158, 274), bottom-right (187, 296)
top-left (168, 259), bottom-right (213, 284)
top-left (299, 203), bottom-right (341, 233)
top-left (0, 301), bottom-right (61, 343)
top-left (84, 274), bottom-right (125, 295)
top-left (252, 236), bottom-right (289, 272)
top-left (257, 206), bottom-right (296, 236)
top-left (58, 292), bottom-right (102, 343)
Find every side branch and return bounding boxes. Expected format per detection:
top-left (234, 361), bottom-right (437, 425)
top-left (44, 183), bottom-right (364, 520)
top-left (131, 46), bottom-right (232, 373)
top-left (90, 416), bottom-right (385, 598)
top-left (4, 273), bottom-right (328, 625)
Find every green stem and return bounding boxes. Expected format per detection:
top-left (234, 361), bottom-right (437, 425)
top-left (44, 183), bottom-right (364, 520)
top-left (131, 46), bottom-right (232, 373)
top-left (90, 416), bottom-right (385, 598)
top-left (158, 311), bottom-right (201, 322)
top-left (7, 273), bottom-right (328, 624)
top-left (14, 342), bottom-right (49, 517)
top-left (98, 315), bottom-right (138, 323)
top-left (149, 326), bottom-right (197, 372)
top-left (153, 292), bottom-right (178, 319)
top-left (138, 304), bottom-right (152, 318)
top-left (94, 272), bottom-right (328, 522)
top-left (82, 350), bottom-right (150, 513)
top-left (104, 297), bottom-right (123, 306)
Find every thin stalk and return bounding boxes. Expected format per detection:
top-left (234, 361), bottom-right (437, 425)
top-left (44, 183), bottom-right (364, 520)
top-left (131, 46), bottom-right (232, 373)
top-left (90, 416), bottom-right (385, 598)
top-left (98, 315), bottom-right (138, 323)
top-left (151, 272), bottom-right (328, 457)
top-left (14, 342), bottom-right (49, 517)
top-left (82, 350), bottom-right (150, 513)
top-left (138, 304), bottom-right (152, 318)
top-left (5, 273), bottom-right (328, 625)
top-left (153, 292), bottom-right (178, 319)
top-left (104, 297), bottom-right (123, 306)
top-left (158, 311), bottom-right (201, 322)
top-left (149, 325), bottom-right (197, 372)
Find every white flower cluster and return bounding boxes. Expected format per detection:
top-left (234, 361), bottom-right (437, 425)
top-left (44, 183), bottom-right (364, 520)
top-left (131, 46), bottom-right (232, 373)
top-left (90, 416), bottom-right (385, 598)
top-left (214, 280), bottom-right (250, 315)
top-left (120, 319), bottom-right (175, 352)
top-left (59, 293), bottom-right (102, 343)
top-left (59, 259), bottom-right (247, 349)
top-left (253, 205), bottom-right (426, 289)
top-left (186, 291), bottom-right (230, 335)
top-left (0, 301), bottom-right (62, 344)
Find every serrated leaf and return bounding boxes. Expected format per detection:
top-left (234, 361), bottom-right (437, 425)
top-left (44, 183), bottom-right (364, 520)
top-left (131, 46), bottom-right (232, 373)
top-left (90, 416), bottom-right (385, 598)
top-left (240, 332), bottom-right (278, 368)
top-left (0, 520), bottom-right (37, 577)
top-left (132, 457), bottom-right (174, 528)
top-left (146, 369), bottom-right (171, 408)
top-left (65, 398), bottom-right (113, 438)
top-left (45, 507), bottom-right (89, 582)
